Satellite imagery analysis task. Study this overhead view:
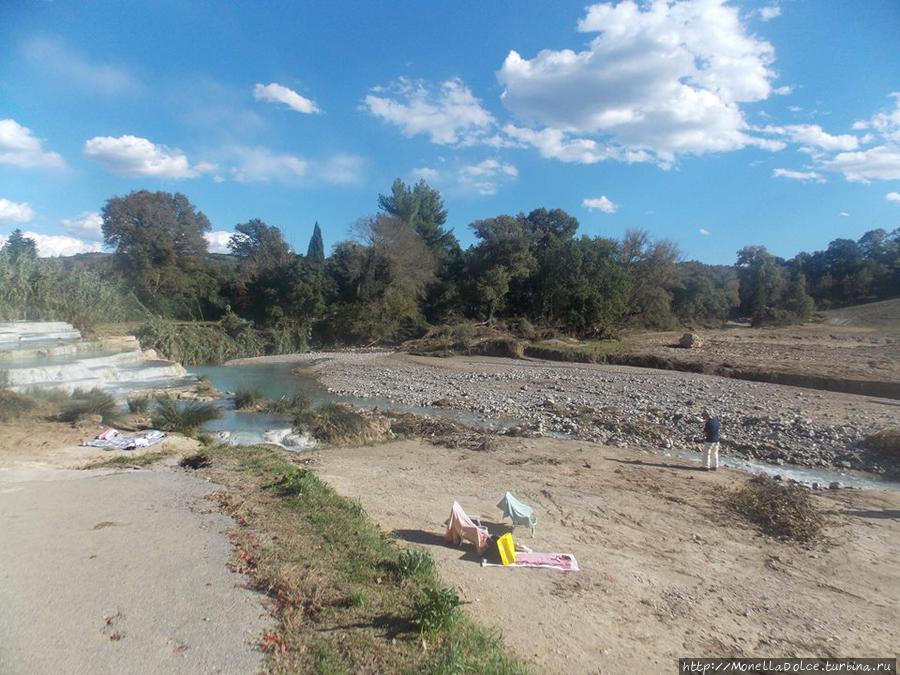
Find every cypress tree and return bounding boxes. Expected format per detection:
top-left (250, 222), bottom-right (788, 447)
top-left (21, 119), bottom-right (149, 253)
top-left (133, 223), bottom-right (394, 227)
top-left (307, 222), bottom-right (325, 261)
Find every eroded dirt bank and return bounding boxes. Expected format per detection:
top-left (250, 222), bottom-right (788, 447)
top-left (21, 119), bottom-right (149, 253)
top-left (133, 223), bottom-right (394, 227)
top-left (314, 437), bottom-right (900, 675)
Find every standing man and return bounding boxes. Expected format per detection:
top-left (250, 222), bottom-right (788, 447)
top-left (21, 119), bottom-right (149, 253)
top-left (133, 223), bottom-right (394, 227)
top-left (701, 410), bottom-right (721, 471)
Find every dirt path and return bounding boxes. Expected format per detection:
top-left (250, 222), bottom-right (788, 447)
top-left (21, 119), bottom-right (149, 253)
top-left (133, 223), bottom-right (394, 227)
top-left (314, 437), bottom-right (900, 675)
top-left (0, 429), bottom-right (272, 674)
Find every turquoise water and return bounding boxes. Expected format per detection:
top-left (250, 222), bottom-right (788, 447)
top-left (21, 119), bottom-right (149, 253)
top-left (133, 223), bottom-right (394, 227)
top-left (190, 360), bottom-right (900, 491)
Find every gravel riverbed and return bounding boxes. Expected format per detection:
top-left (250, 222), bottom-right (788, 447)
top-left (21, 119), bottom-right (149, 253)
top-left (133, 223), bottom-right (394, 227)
top-left (292, 351), bottom-right (898, 477)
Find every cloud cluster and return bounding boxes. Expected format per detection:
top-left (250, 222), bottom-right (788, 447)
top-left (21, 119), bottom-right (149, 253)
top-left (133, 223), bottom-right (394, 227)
top-left (886, 192), bottom-right (900, 204)
top-left (365, 78), bottom-right (496, 146)
top-left (0, 198), bottom-right (36, 224)
top-left (253, 82), bottom-right (320, 114)
top-left (205, 231), bottom-right (233, 254)
top-left (411, 159), bottom-right (518, 196)
top-left (582, 196), bottom-right (618, 213)
top-left (497, 0), bottom-right (780, 164)
top-left (0, 119), bottom-right (66, 169)
top-left (61, 211), bottom-right (103, 240)
top-left (0, 230), bottom-right (103, 257)
top-left (84, 135), bottom-right (216, 178)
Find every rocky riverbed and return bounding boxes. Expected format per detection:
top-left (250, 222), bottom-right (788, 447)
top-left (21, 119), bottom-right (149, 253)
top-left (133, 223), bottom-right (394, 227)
top-left (292, 351), bottom-right (898, 478)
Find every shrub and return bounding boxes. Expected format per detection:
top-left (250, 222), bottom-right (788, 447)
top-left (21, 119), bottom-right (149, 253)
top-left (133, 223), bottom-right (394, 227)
top-left (233, 387), bottom-right (264, 410)
top-left (151, 399), bottom-right (222, 436)
top-left (265, 393), bottom-right (311, 417)
top-left (59, 388), bottom-right (122, 425)
top-left (0, 389), bottom-right (39, 423)
top-left (413, 585), bottom-right (460, 634)
top-left (396, 548), bottom-right (435, 579)
top-left (179, 452), bottom-right (211, 469)
top-left (293, 403), bottom-right (391, 445)
top-left (726, 474), bottom-right (825, 543)
top-left (127, 396), bottom-right (151, 414)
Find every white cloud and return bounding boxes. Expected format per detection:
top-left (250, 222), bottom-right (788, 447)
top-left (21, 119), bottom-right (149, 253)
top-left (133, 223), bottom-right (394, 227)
top-left (839, 212), bottom-right (850, 217)
top-left (84, 135), bottom-right (215, 178)
top-left (776, 124), bottom-right (859, 151)
top-left (205, 231), bottom-right (233, 254)
top-left (886, 192), bottom-right (900, 203)
top-left (772, 168), bottom-right (826, 183)
top-left (773, 85), bottom-right (792, 96)
top-left (0, 231), bottom-right (103, 257)
top-left (228, 146), bottom-right (308, 183)
top-left (852, 93), bottom-right (900, 142)
top-left (758, 5), bottom-right (781, 21)
top-left (253, 82), bottom-right (320, 114)
top-left (319, 154), bottom-right (365, 185)
top-left (411, 167), bottom-right (441, 182)
top-left (497, 0), bottom-right (778, 164)
top-left (364, 77), bottom-right (495, 145)
top-left (61, 211), bottom-right (103, 240)
top-left (0, 119), bottom-right (66, 169)
top-left (819, 145), bottom-right (900, 182)
top-left (0, 199), bottom-right (36, 224)
top-left (22, 37), bottom-right (141, 96)
top-left (582, 196), bottom-right (618, 213)
top-left (699, 228), bottom-right (711, 235)
top-left (457, 159), bottom-right (518, 195)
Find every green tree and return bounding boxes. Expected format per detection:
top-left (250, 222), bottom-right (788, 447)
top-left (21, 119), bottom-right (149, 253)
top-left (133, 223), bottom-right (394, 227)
top-left (307, 221), bottom-right (325, 261)
top-left (3, 229), bottom-right (37, 263)
top-left (378, 179), bottom-right (458, 259)
top-left (102, 191), bottom-right (218, 318)
top-left (229, 218), bottom-right (293, 273)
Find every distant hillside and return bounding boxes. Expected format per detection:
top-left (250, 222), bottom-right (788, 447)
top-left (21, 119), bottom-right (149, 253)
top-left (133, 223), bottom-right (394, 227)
top-left (822, 298), bottom-right (900, 329)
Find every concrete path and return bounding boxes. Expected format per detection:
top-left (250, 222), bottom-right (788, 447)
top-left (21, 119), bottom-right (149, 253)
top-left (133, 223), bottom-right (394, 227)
top-left (0, 466), bottom-right (271, 675)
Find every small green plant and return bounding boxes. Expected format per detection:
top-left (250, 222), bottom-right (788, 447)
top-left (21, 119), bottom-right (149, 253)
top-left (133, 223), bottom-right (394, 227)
top-left (233, 387), bottom-right (264, 410)
top-left (265, 393), bottom-right (311, 417)
top-left (396, 548), bottom-right (435, 579)
top-left (0, 389), bottom-right (39, 423)
top-left (412, 585), bottom-right (460, 634)
top-left (23, 386), bottom-right (69, 403)
top-left (151, 399), bottom-right (222, 436)
top-left (59, 388), bottom-right (122, 425)
top-left (127, 396), bottom-right (151, 414)
top-left (276, 466), bottom-right (314, 497)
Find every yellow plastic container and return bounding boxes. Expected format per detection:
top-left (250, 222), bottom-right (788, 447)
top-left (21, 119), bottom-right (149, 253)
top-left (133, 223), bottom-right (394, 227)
top-left (497, 533), bottom-right (517, 566)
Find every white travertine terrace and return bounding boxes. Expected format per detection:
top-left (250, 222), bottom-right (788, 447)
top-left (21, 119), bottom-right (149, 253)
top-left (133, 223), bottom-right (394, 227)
top-left (0, 322), bottom-right (186, 395)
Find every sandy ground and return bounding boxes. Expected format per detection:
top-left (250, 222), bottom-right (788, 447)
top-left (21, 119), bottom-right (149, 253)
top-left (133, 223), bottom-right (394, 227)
top-left (0, 421), bottom-right (272, 675)
top-left (314, 437), bottom-right (900, 675)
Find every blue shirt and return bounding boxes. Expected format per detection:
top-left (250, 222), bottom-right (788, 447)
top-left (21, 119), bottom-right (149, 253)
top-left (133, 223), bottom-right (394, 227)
top-left (704, 418), bottom-right (721, 443)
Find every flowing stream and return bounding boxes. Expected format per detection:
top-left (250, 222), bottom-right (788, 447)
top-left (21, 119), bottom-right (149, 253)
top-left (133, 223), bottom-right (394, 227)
top-left (191, 360), bottom-right (900, 492)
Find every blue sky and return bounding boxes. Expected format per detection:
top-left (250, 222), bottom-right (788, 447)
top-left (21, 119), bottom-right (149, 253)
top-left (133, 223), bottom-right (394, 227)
top-left (1, 0), bottom-right (899, 262)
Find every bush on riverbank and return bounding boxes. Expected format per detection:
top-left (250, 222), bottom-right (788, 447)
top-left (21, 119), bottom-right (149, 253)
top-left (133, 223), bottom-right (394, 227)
top-left (59, 388), bottom-right (122, 426)
top-left (0, 389), bottom-right (39, 423)
top-left (136, 314), bottom-right (309, 366)
top-left (293, 403), bottom-right (392, 446)
top-left (151, 399), bottom-right (222, 436)
top-left (727, 475), bottom-right (825, 543)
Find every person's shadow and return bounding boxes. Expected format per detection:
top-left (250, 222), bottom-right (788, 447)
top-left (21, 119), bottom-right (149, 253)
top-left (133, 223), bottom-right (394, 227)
top-left (605, 457), bottom-right (705, 472)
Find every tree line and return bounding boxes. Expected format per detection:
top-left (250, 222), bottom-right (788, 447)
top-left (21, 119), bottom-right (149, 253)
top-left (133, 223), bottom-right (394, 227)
top-left (1, 181), bottom-right (898, 343)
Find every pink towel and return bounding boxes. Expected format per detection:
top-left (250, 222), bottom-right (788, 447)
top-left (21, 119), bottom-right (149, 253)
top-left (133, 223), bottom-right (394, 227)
top-left (509, 552), bottom-right (579, 571)
top-left (96, 428), bottom-right (120, 441)
top-left (444, 501), bottom-right (491, 554)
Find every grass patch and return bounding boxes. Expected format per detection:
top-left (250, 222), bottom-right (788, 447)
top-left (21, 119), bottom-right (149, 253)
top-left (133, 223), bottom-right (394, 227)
top-left (524, 338), bottom-right (623, 364)
top-left (127, 395), bottom-right (151, 414)
top-left (233, 387), bottom-right (265, 410)
top-left (202, 444), bottom-right (527, 674)
top-left (83, 450), bottom-right (171, 469)
top-left (396, 548), bottom-right (436, 579)
top-left (0, 389), bottom-right (39, 423)
top-left (294, 403), bottom-right (391, 446)
top-left (151, 399), bottom-right (222, 437)
top-left (59, 388), bottom-right (122, 426)
top-left (726, 474), bottom-right (825, 543)
top-left (265, 393), bottom-right (311, 417)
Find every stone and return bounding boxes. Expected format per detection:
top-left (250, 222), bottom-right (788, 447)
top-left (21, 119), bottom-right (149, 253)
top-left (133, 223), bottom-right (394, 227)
top-left (829, 481), bottom-right (842, 490)
top-left (678, 333), bottom-right (704, 349)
